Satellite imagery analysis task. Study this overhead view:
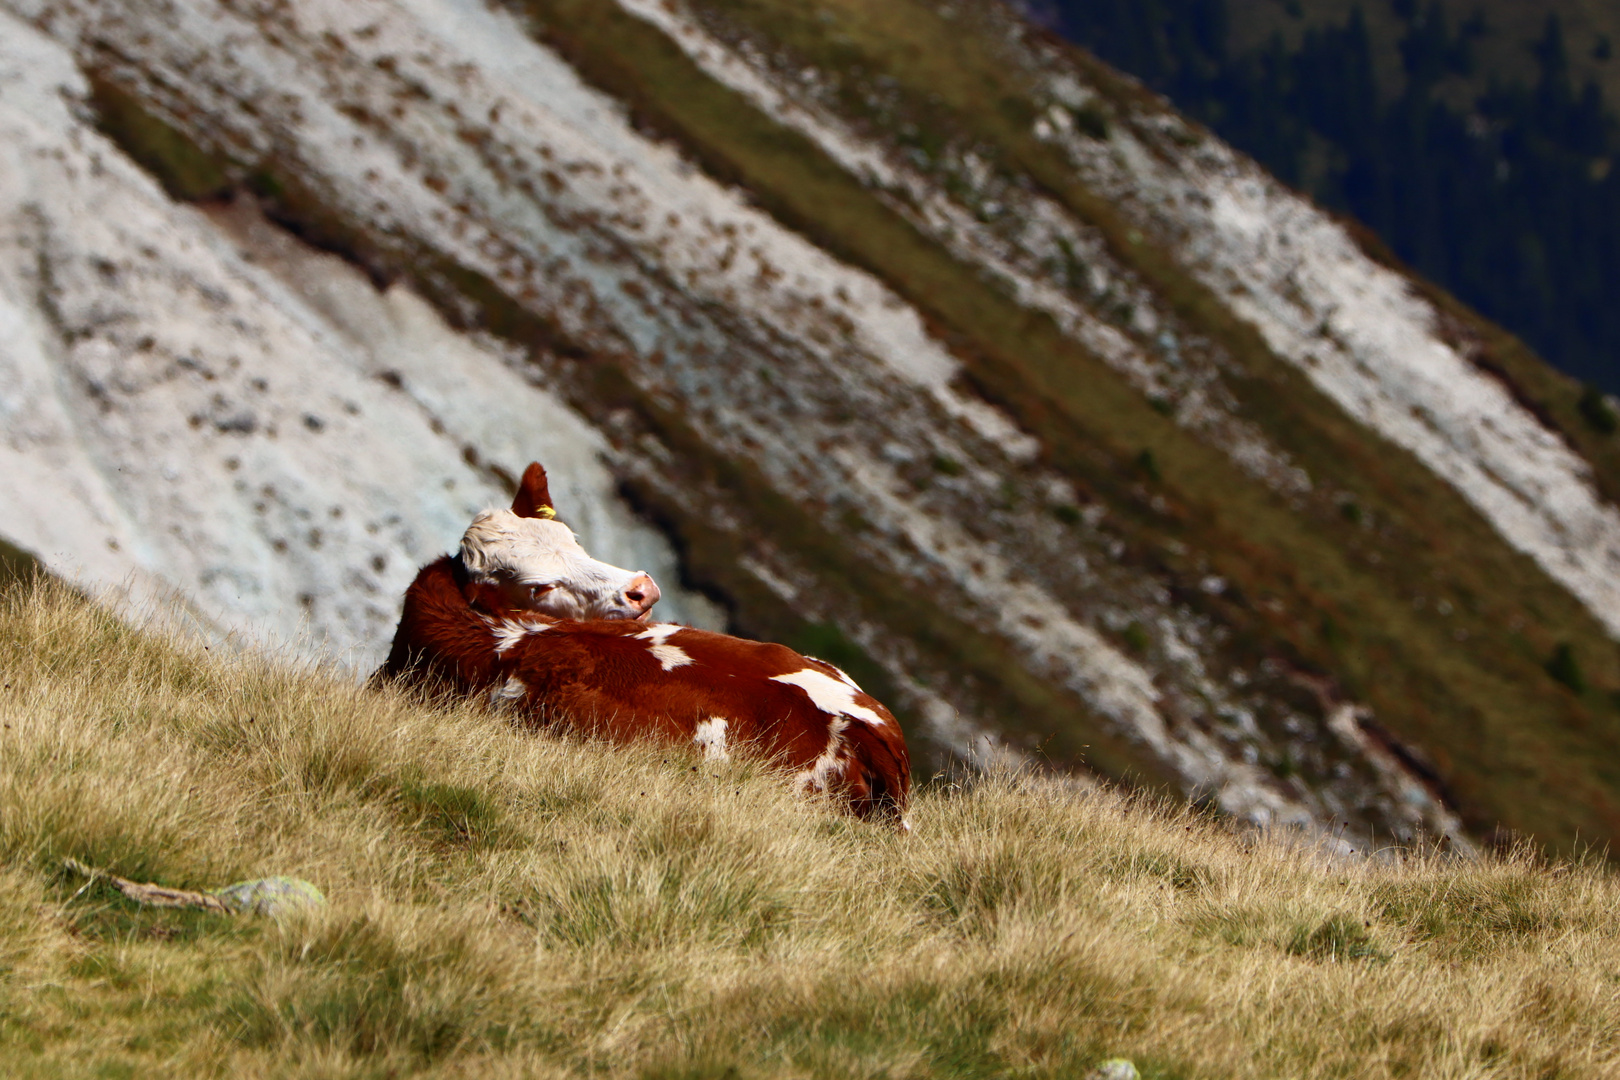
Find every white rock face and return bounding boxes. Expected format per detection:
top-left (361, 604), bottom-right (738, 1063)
top-left (0, 11), bottom-right (720, 666)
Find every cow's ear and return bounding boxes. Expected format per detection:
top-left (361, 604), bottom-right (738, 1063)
top-left (511, 462), bottom-right (557, 520)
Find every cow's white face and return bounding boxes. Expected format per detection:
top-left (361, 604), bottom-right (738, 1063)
top-left (460, 509), bottom-right (659, 622)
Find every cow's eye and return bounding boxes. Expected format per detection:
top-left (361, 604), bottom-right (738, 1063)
top-left (528, 584), bottom-right (554, 600)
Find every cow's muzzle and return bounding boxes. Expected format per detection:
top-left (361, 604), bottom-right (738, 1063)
top-left (622, 572), bottom-right (660, 620)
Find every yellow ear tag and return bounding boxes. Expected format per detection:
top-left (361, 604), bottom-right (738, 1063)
top-left (537, 505), bottom-right (557, 520)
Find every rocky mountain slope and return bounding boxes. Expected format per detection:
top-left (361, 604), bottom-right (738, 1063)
top-left (4, 0), bottom-right (1620, 853)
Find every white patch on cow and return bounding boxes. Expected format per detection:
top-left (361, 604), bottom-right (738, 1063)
top-left (794, 720), bottom-right (850, 793)
top-left (486, 616), bottom-right (548, 655)
top-left (771, 668), bottom-right (886, 727)
top-left (806, 656), bottom-right (862, 690)
top-left (488, 675), bottom-right (527, 709)
top-left (635, 623), bottom-right (694, 672)
top-left (692, 717), bottom-right (730, 762)
top-left (649, 644), bottom-right (693, 672)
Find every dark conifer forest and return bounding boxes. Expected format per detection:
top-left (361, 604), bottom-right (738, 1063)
top-left (1043, 1), bottom-right (1620, 393)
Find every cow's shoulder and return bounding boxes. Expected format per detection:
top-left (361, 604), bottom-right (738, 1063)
top-left (380, 555), bottom-right (489, 684)
top-left (400, 554), bottom-right (463, 610)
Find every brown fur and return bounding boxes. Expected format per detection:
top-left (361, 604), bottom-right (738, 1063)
top-left (377, 464), bottom-right (911, 825)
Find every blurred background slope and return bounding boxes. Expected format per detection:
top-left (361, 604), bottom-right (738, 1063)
top-left (2, 0), bottom-right (1619, 855)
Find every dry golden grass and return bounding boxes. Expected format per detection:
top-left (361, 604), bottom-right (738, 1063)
top-left (2, 577), bottom-right (1619, 1078)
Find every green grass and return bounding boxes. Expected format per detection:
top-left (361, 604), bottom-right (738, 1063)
top-left (5, 580), bottom-right (1620, 1077)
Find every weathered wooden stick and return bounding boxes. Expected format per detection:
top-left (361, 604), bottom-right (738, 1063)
top-left (62, 858), bottom-right (326, 916)
top-left (63, 858), bottom-right (230, 913)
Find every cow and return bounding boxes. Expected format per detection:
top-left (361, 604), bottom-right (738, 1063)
top-left (377, 463), bottom-right (912, 828)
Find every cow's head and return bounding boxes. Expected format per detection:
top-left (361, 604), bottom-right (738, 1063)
top-left (459, 463), bottom-right (660, 622)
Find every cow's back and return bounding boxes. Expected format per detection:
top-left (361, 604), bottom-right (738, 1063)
top-left (378, 575), bottom-right (911, 824)
top-left (501, 622), bottom-right (911, 821)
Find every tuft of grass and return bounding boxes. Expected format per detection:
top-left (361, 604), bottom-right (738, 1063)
top-left (397, 776), bottom-right (518, 851)
top-left (1133, 449), bottom-right (1161, 482)
top-left (1121, 621), bottom-right (1151, 654)
top-left (6, 581), bottom-right (1620, 1076)
top-left (0, 535), bottom-right (44, 591)
top-left (1287, 913), bottom-right (1387, 963)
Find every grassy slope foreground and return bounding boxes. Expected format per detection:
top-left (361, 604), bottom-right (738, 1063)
top-left (2, 581), bottom-right (1620, 1078)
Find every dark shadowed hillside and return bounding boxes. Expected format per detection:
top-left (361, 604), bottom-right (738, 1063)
top-left (1040, 0), bottom-right (1620, 393)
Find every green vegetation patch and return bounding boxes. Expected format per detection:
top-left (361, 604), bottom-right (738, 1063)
top-left (396, 776), bottom-right (521, 852)
top-left (1286, 913), bottom-right (1388, 962)
top-left (87, 74), bottom-right (231, 201)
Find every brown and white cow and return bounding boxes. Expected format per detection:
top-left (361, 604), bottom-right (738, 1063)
top-left (377, 463), bottom-right (912, 827)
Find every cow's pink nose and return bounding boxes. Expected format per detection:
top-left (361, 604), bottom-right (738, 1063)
top-left (623, 572), bottom-right (660, 616)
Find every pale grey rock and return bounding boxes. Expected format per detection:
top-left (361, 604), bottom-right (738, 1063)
top-left (1086, 1059), bottom-right (1140, 1080)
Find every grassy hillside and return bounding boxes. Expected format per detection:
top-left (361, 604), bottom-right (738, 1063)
top-left (3, 581), bottom-right (1620, 1078)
